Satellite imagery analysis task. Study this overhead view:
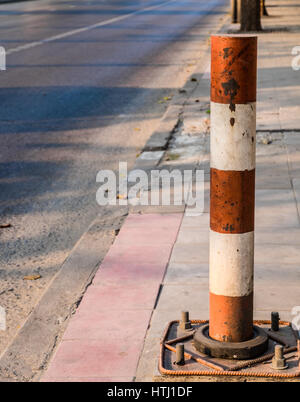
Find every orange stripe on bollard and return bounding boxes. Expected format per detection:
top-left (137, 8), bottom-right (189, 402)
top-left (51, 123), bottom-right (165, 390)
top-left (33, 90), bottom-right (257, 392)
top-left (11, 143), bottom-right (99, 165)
top-left (210, 168), bottom-right (255, 234)
top-left (209, 292), bottom-right (253, 343)
top-left (211, 36), bottom-right (257, 109)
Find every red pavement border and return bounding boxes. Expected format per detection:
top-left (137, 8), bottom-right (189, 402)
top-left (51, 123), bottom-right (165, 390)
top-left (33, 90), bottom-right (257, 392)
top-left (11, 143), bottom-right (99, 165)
top-left (41, 213), bottom-right (183, 382)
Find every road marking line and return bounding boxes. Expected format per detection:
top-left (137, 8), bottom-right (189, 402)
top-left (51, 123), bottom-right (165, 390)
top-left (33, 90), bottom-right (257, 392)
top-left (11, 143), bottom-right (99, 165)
top-left (6, 0), bottom-right (177, 56)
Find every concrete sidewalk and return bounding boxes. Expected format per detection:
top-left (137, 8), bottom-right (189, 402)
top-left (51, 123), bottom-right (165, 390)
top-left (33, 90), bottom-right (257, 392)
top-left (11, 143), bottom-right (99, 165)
top-left (41, 0), bottom-right (300, 382)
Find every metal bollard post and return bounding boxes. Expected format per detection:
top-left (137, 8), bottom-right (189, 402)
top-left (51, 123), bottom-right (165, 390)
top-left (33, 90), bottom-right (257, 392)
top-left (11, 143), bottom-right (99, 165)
top-left (209, 35), bottom-right (257, 343)
top-left (193, 35), bottom-right (268, 360)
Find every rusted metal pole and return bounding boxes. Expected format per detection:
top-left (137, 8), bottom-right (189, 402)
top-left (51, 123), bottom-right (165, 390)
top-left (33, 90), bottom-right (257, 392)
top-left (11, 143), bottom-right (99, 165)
top-left (209, 35), bottom-right (257, 343)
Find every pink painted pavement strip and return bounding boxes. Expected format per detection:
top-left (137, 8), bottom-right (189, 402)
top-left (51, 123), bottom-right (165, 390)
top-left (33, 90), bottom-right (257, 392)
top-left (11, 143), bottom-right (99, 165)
top-left (42, 213), bottom-right (183, 381)
top-left (93, 261), bottom-right (167, 285)
top-left (62, 309), bottom-right (153, 341)
top-left (102, 243), bottom-right (173, 265)
top-left (42, 377), bottom-right (133, 382)
top-left (113, 226), bottom-right (179, 246)
top-left (76, 283), bottom-right (160, 313)
top-left (43, 339), bottom-right (144, 379)
top-left (124, 213), bottom-right (182, 228)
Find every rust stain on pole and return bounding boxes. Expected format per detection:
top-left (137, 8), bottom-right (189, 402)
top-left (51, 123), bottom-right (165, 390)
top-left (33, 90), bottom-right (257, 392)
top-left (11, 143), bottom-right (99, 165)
top-left (211, 36), bottom-right (257, 109)
top-left (209, 292), bottom-right (253, 342)
top-left (210, 168), bottom-right (255, 234)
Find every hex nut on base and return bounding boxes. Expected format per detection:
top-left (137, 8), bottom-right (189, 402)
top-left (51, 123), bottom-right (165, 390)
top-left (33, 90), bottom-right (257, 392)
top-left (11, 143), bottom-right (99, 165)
top-left (193, 324), bottom-right (269, 360)
top-left (271, 345), bottom-right (288, 370)
top-left (271, 360), bottom-right (288, 370)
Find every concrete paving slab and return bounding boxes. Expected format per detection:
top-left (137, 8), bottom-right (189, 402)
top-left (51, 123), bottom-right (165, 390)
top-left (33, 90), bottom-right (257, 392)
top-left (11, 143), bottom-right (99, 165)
top-left (280, 106), bottom-right (300, 130)
top-left (135, 337), bottom-right (159, 381)
top-left (250, 136), bottom-right (290, 190)
top-left (163, 263), bottom-right (208, 284)
top-left (169, 243), bottom-right (209, 264)
top-left (254, 285), bottom-right (300, 311)
top-left (256, 114), bottom-right (281, 131)
top-left (254, 264), bottom-right (300, 285)
top-left (256, 156), bottom-right (289, 178)
top-left (255, 176), bottom-right (292, 190)
top-left (256, 143), bottom-right (286, 157)
top-left (255, 244), bottom-right (300, 265)
top-left (254, 227), bottom-right (300, 245)
top-left (255, 209), bottom-right (298, 228)
top-left (176, 227), bottom-right (209, 244)
top-left (181, 213), bottom-right (209, 228)
top-left (284, 132), bottom-right (300, 145)
top-left (255, 189), bottom-right (298, 227)
top-left (255, 189), bottom-right (295, 206)
top-left (293, 178), bottom-right (300, 218)
top-left (154, 284), bottom-right (208, 314)
top-left (287, 144), bottom-right (300, 177)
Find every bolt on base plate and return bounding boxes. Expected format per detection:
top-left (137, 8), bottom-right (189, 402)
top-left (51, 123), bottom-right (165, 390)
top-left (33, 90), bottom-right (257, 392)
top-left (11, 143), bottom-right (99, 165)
top-left (193, 324), bottom-right (268, 360)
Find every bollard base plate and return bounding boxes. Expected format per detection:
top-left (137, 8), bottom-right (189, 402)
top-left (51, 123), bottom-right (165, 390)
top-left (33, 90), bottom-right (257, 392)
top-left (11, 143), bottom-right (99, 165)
top-left (193, 324), bottom-right (268, 360)
top-left (159, 319), bottom-right (300, 379)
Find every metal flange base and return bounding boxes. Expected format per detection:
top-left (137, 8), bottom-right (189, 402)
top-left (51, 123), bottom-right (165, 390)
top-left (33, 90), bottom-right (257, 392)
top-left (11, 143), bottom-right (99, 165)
top-left (194, 324), bottom-right (269, 360)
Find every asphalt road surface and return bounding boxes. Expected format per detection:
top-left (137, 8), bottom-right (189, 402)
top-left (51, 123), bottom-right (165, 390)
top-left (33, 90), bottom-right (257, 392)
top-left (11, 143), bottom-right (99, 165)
top-left (0, 0), bottom-right (227, 353)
